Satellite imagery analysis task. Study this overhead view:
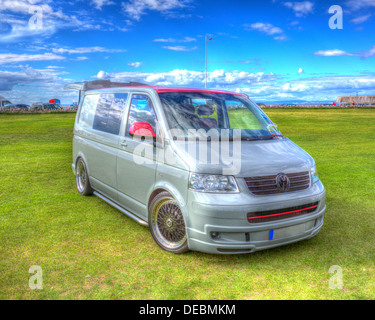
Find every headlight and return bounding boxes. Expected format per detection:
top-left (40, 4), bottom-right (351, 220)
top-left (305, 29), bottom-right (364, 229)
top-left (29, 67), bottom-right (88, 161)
top-left (189, 173), bottom-right (239, 193)
top-left (310, 165), bottom-right (319, 184)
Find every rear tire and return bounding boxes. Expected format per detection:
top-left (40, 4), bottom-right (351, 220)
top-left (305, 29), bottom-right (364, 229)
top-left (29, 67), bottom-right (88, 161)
top-left (76, 158), bottom-right (93, 196)
top-left (149, 192), bottom-right (189, 254)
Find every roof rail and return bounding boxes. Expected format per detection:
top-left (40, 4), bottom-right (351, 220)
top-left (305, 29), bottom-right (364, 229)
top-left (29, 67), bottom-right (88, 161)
top-left (64, 80), bottom-right (148, 92)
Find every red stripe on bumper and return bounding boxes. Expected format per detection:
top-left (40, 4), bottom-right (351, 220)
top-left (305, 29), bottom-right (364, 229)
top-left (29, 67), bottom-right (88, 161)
top-left (248, 205), bottom-right (318, 221)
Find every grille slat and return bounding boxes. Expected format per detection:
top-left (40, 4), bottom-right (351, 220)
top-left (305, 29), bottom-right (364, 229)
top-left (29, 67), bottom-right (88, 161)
top-left (246, 182), bottom-right (277, 187)
top-left (246, 183), bottom-right (278, 188)
top-left (247, 202), bottom-right (319, 223)
top-left (289, 177), bottom-right (310, 182)
top-left (246, 171), bottom-right (310, 196)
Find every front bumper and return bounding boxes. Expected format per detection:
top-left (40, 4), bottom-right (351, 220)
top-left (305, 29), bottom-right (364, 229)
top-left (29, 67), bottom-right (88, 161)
top-left (186, 181), bottom-right (326, 254)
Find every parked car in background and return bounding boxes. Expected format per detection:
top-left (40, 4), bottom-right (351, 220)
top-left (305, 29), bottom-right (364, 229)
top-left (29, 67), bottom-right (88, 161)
top-left (69, 103), bottom-right (78, 110)
top-left (2, 104), bottom-right (16, 111)
top-left (14, 104), bottom-right (29, 111)
top-left (43, 103), bottom-right (62, 110)
top-left (29, 103), bottom-right (44, 111)
top-left (1, 104), bottom-right (29, 111)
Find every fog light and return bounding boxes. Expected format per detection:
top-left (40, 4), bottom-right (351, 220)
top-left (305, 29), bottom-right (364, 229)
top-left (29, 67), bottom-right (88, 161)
top-left (211, 232), bottom-right (220, 239)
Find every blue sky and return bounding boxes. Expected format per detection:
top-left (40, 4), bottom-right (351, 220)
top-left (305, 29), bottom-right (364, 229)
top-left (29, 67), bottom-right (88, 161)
top-left (1, 0), bottom-right (375, 104)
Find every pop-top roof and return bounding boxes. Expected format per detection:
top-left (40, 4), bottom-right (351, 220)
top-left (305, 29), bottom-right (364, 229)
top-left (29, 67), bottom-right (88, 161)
top-left (64, 80), bottom-right (147, 91)
top-left (64, 80), bottom-right (247, 97)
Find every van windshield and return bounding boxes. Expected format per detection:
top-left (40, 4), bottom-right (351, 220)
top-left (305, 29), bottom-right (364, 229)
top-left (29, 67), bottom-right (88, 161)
top-left (158, 92), bottom-right (282, 140)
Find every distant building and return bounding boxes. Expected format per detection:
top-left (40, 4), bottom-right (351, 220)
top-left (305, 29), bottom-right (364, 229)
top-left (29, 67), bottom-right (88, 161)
top-left (337, 96), bottom-right (375, 104)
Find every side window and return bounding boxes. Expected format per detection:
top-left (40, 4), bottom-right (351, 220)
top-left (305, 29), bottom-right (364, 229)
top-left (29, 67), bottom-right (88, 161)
top-left (78, 94), bottom-right (100, 129)
top-left (92, 93), bottom-right (128, 135)
top-left (126, 95), bottom-right (157, 138)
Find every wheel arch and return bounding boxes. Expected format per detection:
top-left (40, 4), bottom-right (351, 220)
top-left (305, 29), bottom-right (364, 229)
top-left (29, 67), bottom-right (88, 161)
top-left (74, 152), bottom-right (90, 177)
top-left (147, 182), bottom-right (190, 224)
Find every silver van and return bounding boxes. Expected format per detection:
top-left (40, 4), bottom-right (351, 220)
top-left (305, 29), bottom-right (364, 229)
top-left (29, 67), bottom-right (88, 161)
top-left (72, 86), bottom-right (326, 254)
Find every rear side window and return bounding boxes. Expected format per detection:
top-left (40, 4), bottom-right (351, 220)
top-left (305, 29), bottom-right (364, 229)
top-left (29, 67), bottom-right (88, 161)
top-left (79, 93), bottom-right (128, 135)
top-left (93, 93), bottom-right (128, 135)
top-left (78, 94), bottom-right (99, 129)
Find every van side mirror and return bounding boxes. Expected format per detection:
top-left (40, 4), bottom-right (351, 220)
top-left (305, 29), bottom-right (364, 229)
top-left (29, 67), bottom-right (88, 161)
top-left (129, 122), bottom-right (156, 138)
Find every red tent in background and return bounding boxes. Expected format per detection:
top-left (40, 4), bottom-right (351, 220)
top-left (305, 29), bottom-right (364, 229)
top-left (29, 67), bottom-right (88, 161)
top-left (49, 99), bottom-right (61, 104)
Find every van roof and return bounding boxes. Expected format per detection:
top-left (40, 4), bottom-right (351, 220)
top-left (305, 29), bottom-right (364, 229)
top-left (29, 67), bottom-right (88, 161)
top-left (88, 85), bottom-right (248, 97)
top-left (151, 87), bottom-right (247, 96)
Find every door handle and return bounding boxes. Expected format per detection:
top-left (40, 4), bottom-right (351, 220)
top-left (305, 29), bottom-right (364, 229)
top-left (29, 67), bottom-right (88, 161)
top-left (121, 141), bottom-right (128, 148)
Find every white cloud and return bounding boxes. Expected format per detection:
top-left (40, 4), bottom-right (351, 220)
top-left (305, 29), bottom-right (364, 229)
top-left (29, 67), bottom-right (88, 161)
top-left (154, 36), bottom-right (196, 43)
top-left (314, 49), bottom-right (354, 57)
top-left (0, 0), bottom-right (50, 14)
top-left (51, 47), bottom-right (126, 54)
top-left (283, 1), bottom-right (314, 17)
top-left (45, 66), bottom-right (65, 69)
top-left (358, 45), bottom-right (375, 59)
top-left (162, 46), bottom-right (197, 51)
top-left (128, 62), bottom-right (143, 68)
top-left (0, 53), bottom-right (65, 65)
top-left (88, 68), bottom-right (375, 102)
top-left (245, 22), bottom-right (287, 41)
top-left (4, 66), bottom-right (375, 104)
top-left (91, 0), bottom-right (115, 10)
top-left (0, 0), bottom-right (125, 42)
top-left (345, 0), bottom-right (375, 10)
top-left (0, 65), bottom-right (66, 91)
top-left (97, 70), bottom-right (110, 79)
top-left (93, 68), bottom-right (280, 88)
top-left (273, 35), bottom-right (287, 41)
top-left (314, 46), bottom-right (375, 59)
top-left (75, 56), bottom-right (89, 61)
top-left (122, 0), bottom-right (189, 21)
top-left (246, 23), bottom-right (283, 35)
top-left (0, 0), bottom-right (70, 22)
top-left (350, 14), bottom-right (371, 24)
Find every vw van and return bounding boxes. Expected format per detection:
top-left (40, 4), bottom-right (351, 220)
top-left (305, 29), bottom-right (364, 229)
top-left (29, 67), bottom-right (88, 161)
top-left (72, 86), bottom-right (326, 254)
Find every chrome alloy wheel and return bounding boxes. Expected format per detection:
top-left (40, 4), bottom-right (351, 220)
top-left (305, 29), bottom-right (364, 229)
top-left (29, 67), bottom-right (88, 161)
top-left (151, 200), bottom-right (187, 250)
top-left (76, 159), bottom-right (87, 193)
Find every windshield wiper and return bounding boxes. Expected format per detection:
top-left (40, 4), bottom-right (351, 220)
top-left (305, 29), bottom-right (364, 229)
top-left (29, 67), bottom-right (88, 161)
top-left (241, 136), bottom-right (275, 141)
top-left (172, 135), bottom-right (279, 142)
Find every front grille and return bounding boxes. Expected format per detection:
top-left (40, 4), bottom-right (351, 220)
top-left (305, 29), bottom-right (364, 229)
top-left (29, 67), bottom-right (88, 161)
top-left (247, 202), bottom-right (319, 223)
top-left (245, 171), bottom-right (310, 196)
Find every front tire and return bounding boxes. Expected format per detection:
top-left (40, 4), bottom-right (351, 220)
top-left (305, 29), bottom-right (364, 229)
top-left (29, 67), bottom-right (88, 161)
top-left (76, 158), bottom-right (93, 196)
top-left (149, 192), bottom-right (189, 254)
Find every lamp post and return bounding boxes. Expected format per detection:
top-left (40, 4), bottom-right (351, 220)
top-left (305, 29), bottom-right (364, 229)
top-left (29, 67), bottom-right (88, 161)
top-left (205, 34), bottom-right (212, 89)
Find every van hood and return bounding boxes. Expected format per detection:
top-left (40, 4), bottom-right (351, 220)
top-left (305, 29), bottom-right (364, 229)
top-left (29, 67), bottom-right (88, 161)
top-left (170, 137), bottom-right (314, 177)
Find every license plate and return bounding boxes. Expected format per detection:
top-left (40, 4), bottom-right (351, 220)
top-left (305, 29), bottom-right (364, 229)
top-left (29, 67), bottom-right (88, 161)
top-left (273, 223), bottom-right (306, 240)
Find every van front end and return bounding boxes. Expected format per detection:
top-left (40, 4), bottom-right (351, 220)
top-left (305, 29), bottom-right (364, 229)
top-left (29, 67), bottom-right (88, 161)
top-left (185, 173), bottom-right (326, 254)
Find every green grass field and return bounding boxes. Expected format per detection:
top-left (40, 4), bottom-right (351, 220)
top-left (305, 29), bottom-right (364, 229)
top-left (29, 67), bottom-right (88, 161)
top-left (0, 110), bottom-right (374, 300)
